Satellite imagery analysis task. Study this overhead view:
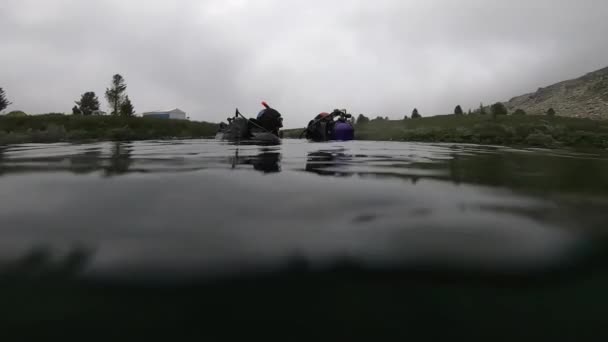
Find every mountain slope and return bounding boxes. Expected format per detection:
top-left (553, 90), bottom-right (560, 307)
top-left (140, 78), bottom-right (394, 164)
top-left (504, 66), bottom-right (608, 119)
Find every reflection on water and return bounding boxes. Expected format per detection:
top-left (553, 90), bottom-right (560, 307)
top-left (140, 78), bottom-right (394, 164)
top-left (230, 148), bottom-right (282, 173)
top-left (106, 142), bottom-right (134, 176)
top-left (306, 151), bottom-right (353, 177)
top-left (2, 140), bottom-right (608, 195)
top-left (69, 142), bottom-right (136, 176)
top-left (0, 245), bottom-right (93, 279)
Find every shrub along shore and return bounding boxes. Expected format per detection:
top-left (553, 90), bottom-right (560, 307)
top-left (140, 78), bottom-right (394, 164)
top-left (283, 114), bottom-right (608, 149)
top-left (0, 114), bottom-right (218, 144)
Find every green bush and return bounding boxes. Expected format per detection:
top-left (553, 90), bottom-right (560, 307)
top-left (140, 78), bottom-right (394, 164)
top-left (474, 123), bottom-right (510, 142)
top-left (491, 103), bottom-right (508, 116)
top-left (28, 124), bottom-right (68, 143)
top-left (564, 131), bottom-right (601, 147)
top-left (5, 110), bottom-right (27, 117)
top-left (107, 127), bottom-right (135, 141)
top-left (525, 133), bottom-right (557, 148)
top-left (67, 129), bottom-right (95, 141)
top-left (513, 109), bottom-right (527, 116)
top-left (0, 131), bottom-right (30, 144)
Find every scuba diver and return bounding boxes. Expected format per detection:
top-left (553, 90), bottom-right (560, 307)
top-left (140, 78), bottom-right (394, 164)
top-left (303, 109), bottom-right (355, 142)
top-left (216, 102), bottom-right (284, 144)
top-left (255, 102), bottom-right (283, 135)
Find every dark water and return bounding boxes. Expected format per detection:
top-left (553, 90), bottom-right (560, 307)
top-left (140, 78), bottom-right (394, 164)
top-left (2, 140), bottom-right (608, 339)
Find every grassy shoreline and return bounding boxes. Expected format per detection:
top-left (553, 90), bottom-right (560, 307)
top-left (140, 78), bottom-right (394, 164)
top-left (283, 114), bottom-right (608, 149)
top-left (3, 114), bottom-right (608, 149)
top-left (0, 114), bottom-right (218, 144)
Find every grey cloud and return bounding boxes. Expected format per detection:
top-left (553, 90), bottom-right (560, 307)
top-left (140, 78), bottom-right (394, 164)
top-left (1, 0), bottom-right (607, 127)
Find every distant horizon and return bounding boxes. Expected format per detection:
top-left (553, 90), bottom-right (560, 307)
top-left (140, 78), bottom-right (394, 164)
top-left (3, 62), bottom-right (605, 124)
top-left (4, 61), bottom-right (604, 125)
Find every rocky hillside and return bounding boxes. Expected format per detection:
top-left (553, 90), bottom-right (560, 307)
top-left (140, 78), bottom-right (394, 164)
top-left (504, 66), bottom-right (608, 119)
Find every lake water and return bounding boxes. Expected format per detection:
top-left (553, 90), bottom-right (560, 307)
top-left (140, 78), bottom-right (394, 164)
top-left (1, 139), bottom-right (607, 279)
top-left (2, 140), bottom-right (608, 339)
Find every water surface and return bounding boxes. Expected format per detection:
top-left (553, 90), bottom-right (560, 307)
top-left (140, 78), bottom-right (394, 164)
top-left (2, 139), bottom-right (607, 280)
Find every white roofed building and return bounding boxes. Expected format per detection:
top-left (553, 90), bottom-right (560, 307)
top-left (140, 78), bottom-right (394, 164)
top-left (142, 108), bottom-right (187, 120)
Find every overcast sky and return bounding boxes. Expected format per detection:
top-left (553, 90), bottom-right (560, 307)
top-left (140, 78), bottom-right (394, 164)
top-left (1, 0), bottom-right (607, 127)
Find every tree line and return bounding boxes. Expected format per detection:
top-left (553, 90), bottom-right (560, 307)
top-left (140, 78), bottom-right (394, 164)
top-left (477, 102), bottom-right (556, 117)
top-left (0, 74), bottom-right (135, 117)
top-left (72, 74), bottom-right (135, 117)
top-left (1, 82), bottom-right (559, 121)
top-left (355, 103), bottom-right (557, 125)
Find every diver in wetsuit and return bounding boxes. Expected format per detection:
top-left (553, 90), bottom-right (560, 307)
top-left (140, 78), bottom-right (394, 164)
top-left (255, 102), bottom-right (283, 135)
top-left (303, 109), bottom-right (354, 141)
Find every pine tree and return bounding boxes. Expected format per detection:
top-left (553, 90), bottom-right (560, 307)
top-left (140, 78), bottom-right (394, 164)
top-left (454, 105), bottom-right (464, 115)
top-left (0, 87), bottom-right (12, 112)
top-left (479, 103), bottom-right (486, 115)
top-left (547, 108), bottom-right (556, 116)
top-left (75, 91), bottom-right (100, 116)
top-left (411, 108), bottom-right (421, 119)
top-left (105, 74), bottom-right (127, 116)
top-left (120, 96), bottom-right (135, 117)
